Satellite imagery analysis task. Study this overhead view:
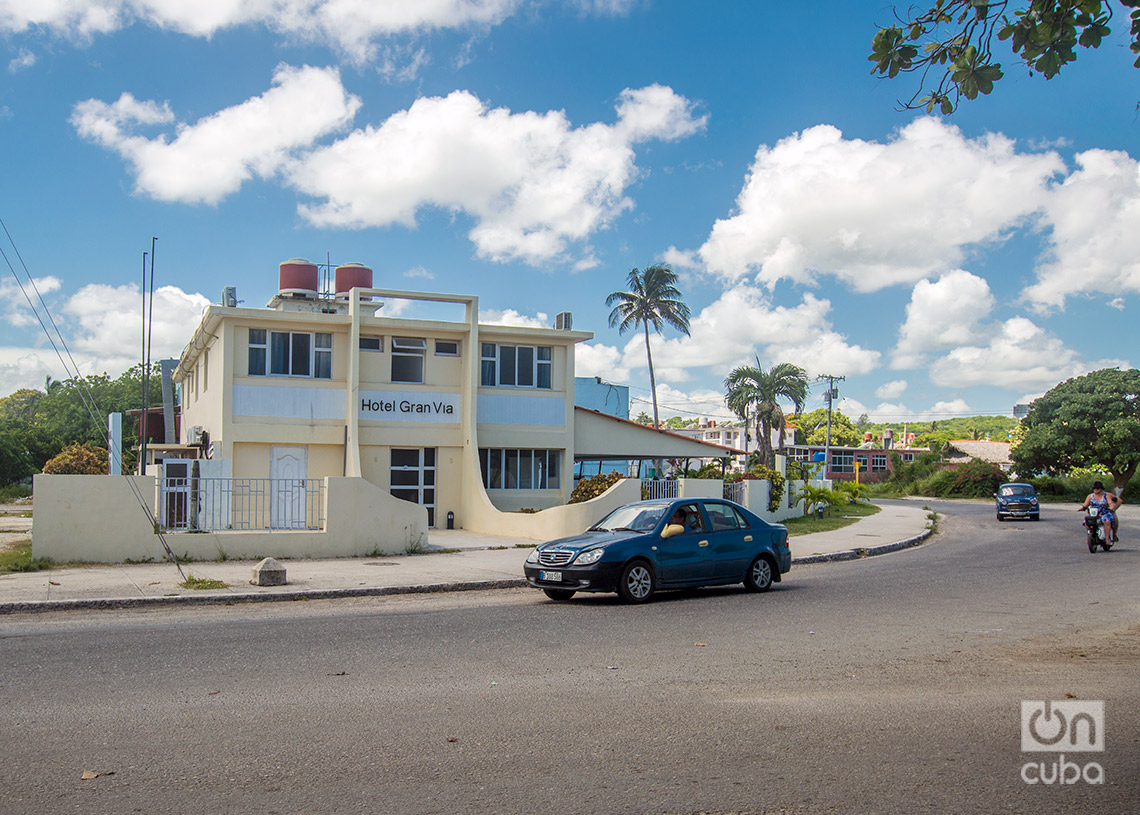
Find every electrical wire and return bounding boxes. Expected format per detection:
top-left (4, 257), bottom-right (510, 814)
top-left (0, 217), bottom-right (186, 579)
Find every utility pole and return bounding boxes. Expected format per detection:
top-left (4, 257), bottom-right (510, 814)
top-left (816, 374), bottom-right (844, 481)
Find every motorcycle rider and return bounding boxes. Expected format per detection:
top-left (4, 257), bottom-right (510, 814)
top-left (1078, 481), bottom-right (1121, 542)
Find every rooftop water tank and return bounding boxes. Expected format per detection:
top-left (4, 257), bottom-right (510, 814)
top-left (279, 258), bottom-right (319, 296)
top-left (335, 262), bottom-right (373, 295)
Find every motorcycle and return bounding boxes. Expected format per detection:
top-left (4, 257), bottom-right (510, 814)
top-left (1082, 506), bottom-right (1113, 553)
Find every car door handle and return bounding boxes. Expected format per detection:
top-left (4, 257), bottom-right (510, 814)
top-left (744, 535), bottom-right (753, 542)
top-left (698, 540), bottom-right (709, 547)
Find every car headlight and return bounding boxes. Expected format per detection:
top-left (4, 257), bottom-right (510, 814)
top-left (1030, 498), bottom-right (1038, 505)
top-left (574, 548), bottom-right (604, 566)
top-left (526, 548), bottom-right (540, 563)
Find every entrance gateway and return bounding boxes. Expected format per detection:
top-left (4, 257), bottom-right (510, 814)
top-left (390, 448), bottom-right (436, 527)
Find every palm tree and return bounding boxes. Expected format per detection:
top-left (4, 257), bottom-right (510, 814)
top-left (606, 264), bottom-right (691, 430)
top-left (724, 360), bottom-right (808, 469)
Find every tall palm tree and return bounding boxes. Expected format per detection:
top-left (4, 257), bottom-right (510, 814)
top-left (606, 264), bottom-right (691, 430)
top-left (724, 360), bottom-right (808, 469)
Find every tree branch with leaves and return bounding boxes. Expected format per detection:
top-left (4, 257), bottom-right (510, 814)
top-left (870, 0), bottom-right (1140, 113)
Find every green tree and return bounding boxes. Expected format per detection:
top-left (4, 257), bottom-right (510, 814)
top-left (870, 1), bottom-right (1140, 113)
top-left (796, 407), bottom-right (862, 447)
top-left (1011, 368), bottom-right (1140, 494)
top-left (725, 361), bottom-right (808, 468)
top-left (633, 410), bottom-right (653, 425)
top-left (606, 264), bottom-right (691, 430)
top-left (41, 442), bottom-right (109, 475)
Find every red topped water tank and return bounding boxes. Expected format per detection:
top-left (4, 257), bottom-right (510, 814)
top-left (335, 262), bottom-right (373, 295)
top-left (279, 258), bottom-right (319, 295)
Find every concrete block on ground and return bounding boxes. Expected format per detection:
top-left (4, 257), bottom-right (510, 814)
top-left (252, 557), bottom-right (287, 586)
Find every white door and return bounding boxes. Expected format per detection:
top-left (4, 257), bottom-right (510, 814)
top-left (270, 446), bottom-right (307, 528)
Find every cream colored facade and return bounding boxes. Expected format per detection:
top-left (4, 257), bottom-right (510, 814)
top-left (174, 282), bottom-right (592, 530)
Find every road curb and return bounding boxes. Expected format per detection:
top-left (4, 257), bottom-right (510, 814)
top-left (0, 578), bottom-right (529, 615)
top-left (791, 528), bottom-right (933, 565)
top-left (0, 527), bottom-right (935, 614)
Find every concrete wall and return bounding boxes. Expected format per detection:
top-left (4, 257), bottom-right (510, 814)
top-left (459, 467), bottom-right (642, 541)
top-left (33, 475), bottom-right (427, 563)
top-left (676, 478), bottom-right (722, 499)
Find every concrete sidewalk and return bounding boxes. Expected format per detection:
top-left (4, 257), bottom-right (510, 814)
top-left (0, 502), bottom-right (934, 613)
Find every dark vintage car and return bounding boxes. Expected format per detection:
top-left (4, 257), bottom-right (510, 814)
top-left (524, 498), bottom-right (791, 603)
top-left (995, 482), bottom-right (1040, 521)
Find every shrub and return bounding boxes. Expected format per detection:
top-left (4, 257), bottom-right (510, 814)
top-left (950, 459), bottom-right (1005, 498)
top-left (41, 443), bottom-right (108, 475)
top-left (569, 471), bottom-right (624, 504)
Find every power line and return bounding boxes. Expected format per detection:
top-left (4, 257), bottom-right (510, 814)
top-left (0, 217), bottom-right (185, 578)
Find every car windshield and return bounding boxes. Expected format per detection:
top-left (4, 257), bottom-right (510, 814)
top-left (1001, 486), bottom-right (1033, 497)
top-left (590, 503), bottom-right (669, 533)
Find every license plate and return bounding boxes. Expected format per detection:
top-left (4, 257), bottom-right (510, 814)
top-left (539, 571), bottom-right (562, 583)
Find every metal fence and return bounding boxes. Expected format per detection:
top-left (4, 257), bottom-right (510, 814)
top-left (641, 479), bottom-right (679, 501)
top-left (158, 477), bottom-right (326, 532)
top-left (723, 480), bottom-right (746, 504)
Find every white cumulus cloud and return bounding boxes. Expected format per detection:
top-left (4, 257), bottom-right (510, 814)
top-left (875, 379), bottom-right (907, 400)
top-left (289, 84), bottom-right (706, 265)
top-left (71, 64), bottom-right (361, 205)
top-left (693, 117), bottom-right (1062, 292)
top-left (928, 316), bottom-right (1128, 389)
top-left (1027, 147), bottom-right (1140, 312)
top-left (892, 270), bottom-right (995, 368)
top-left (0, 0), bottom-right (525, 62)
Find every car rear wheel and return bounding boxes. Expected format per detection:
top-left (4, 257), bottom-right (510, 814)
top-left (617, 560), bottom-right (655, 604)
top-left (543, 588), bottom-right (576, 601)
top-left (744, 555), bottom-right (774, 593)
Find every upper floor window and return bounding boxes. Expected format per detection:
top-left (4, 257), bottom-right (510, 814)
top-left (435, 340), bottom-right (460, 357)
top-left (481, 343), bottom-right (552, 389)
top-left (360, 336), bottom-right (383, 352)
top-left (248, 328), bottom-right (331, 379)
top-left (392, 337), bottom-right (426, 383)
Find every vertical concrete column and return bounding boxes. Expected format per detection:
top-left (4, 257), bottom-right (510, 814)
top-left (345, 289), bottom-right (363, 477)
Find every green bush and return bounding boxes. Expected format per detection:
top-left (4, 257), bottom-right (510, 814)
top-left (570, 471), bottom-right (624, 504)
top-left (949, 459), bottom-right (1005, 498)
top-left (41, 443), bottom-right (108, 475)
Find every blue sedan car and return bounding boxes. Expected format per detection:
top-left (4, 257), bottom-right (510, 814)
top-left (524, 498), bottom-right (791, 603)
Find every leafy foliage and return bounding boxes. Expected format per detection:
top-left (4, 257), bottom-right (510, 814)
top-left (949, 458), bottom-right (1007, 497)
top-left (606, 264), bottom-right (691, 431)
top-left (41, 442), bottom-right (109, 475)
top-left (725, 361), bottom-right (807, 469)
top-left (870, 1), bottom-right (1140, 113)
top-left (1012, 367), bottom-right (1140, 493)
top-left (798, 483), bottom-right (838, 517)
top-left (0, 365), bottom-right (164, 484)
top-left (795, 407), bottom-right (862, 447)
top-left (751, 464), bottom-right (787, 512)
top-left (569, 471), bottom-right (625, 504)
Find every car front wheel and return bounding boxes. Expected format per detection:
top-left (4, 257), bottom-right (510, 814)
top-left (617, 560), bottom-right (655, 604)
top-left (744, 555), bottom-right (774, 592)
top-left (543, 588), bottom-right (576, 601)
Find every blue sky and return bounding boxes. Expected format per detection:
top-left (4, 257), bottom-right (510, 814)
top-left (1, 0), bottom-right (1136, 424)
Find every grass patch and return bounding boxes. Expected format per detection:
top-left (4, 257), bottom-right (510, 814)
top-left (0, 540), bottom-right (53, 574)
top-left (178, 574), bottom-right (229, 590)
top-left (781, 501), bottom-right (881, 537)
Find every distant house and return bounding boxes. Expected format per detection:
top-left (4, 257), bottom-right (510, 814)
top-left (941, 440), bottom-right (1013, 471)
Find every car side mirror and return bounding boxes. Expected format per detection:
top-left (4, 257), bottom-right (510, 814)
top-left (661, 523), bottom-right (684, 539)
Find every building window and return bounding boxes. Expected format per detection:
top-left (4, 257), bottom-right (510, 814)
top-left (480, 344), bottom-right (552, 389)
top-left (314, 333), bottom-right (332, 379)
top-left (360, 336), bottom-right (382, 352)
top-left (392, 337), bottom-right (426, 383)
top-left (435, 340), bottom-right (460, 356)
top-left (248, 329), bottom-right (267, 376)
top-left (831, 450), bottom-right (854, 474)
top-left (871, 453), bottom-right (888, 472)
top-left (479, 449), bottom-right (561, 490)
top-left (249, 328), bottom-right (330, 378)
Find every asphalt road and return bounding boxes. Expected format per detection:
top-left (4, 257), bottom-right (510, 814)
top-left (1, 499), bottom-right (1137, 815)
